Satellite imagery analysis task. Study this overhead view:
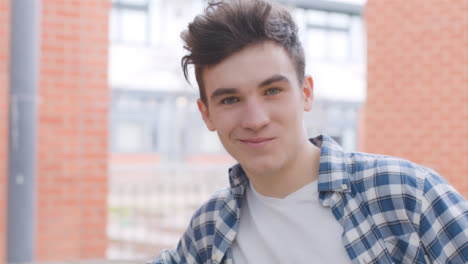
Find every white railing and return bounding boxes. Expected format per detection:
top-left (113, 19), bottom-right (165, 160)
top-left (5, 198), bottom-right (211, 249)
top-left (107, 163), bottom-right (232, 261)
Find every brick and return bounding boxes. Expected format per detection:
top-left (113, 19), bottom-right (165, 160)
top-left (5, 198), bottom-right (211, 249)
top-left (35, 0), bottom-right (110, 261)
top-left (363, 0), bottom-right (468, 198)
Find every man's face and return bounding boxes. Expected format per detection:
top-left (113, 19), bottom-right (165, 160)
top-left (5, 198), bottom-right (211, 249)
top-left (198, 41), bottom-right (313, 176)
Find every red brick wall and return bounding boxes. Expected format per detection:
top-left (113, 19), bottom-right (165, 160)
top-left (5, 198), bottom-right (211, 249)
top-left (0, 0), bottom-right (10, 262)
top-left (364, 0), bottom-right (468, 198)
top-left (0, 0), bottom-right (109, 262)
top-left (36, 0), bottom-right (110, 260)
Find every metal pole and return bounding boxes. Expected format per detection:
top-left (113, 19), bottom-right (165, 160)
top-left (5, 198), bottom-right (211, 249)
top-left (7, 0), bottom-right (41, 262)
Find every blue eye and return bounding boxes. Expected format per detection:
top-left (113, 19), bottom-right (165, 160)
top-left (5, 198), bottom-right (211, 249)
top-left (265, 87), bottom-right (281, 95)
top-left (221, 97), bottom-right (239, 105)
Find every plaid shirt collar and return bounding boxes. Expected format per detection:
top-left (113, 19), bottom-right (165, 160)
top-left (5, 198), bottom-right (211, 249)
top-left (210, 134), bottom-right (353, 262)
top-left (154, 134), bottom-right (468, 263)
top-left (228, 134), bottom-right (351, 192)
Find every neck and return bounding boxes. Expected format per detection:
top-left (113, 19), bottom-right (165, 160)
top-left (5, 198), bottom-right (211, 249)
top-left (247, 137), bottom-right (321, 198)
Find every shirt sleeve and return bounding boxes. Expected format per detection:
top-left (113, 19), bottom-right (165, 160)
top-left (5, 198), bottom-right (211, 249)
top-left (418, 168), bottom-right (468, 263)
top-left (148, 223), bottom-right (201, 264)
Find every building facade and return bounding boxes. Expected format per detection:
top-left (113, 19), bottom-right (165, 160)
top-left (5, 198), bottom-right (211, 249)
top-left (0, 0), bottom-right (110, 262)
top-left (108, 0), bottom-right (366, 164)
top-left (364, 0), bottom-right (468, 198)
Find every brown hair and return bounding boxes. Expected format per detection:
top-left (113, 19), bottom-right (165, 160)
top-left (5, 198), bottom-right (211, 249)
top-left (181, 0), bottom-right (305, 104)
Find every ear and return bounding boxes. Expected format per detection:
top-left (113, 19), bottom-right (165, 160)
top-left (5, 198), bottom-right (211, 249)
top-left (197, 99), bottom-right (216, 131)
top-left (302, 75), bottom-right (314, 112)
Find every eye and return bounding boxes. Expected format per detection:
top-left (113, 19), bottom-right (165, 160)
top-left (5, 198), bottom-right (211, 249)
top-left (221, 97), bottom-right (239, 105)
top-left (265, 87), bottom-right (281, 96)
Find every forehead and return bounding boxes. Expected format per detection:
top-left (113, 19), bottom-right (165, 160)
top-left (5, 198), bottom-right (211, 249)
top-left (202, 42), bottom-right (298, 93)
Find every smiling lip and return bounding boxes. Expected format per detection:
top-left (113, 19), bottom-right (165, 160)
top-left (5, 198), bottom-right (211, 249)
top-left (239, 137), bottom-right (274, 148)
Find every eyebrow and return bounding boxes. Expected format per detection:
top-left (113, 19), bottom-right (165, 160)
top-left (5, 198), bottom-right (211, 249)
top-left (210, 88), bottom-right (239, 101)
top-left (258, 74), bottom-right (291, 87)
top-left (209, 74), bottom-right (291, 101)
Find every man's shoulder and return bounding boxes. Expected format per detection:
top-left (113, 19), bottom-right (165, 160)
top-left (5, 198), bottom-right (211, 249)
top-left (345, 151), bottom-right (434, 196)
top-left (151, 187), bottom-right (237, 264)
top-left (347, 151), bottom-right (434, 177)
top-left (189, 186), bottom-right (236, 229)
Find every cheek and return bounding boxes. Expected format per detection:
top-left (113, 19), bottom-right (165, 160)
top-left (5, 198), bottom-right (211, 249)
top-left (212, 114), bottom-right (237, 136)
top-left (214, 107), bottom-right (243, 128)
top-left (271, 102), bottom-right (299, 120)
top-left (275, 105), bottom-right (304, 132)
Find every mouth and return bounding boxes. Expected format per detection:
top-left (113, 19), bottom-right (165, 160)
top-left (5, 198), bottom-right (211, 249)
top-left (239, 137), bottom-right (275, 148)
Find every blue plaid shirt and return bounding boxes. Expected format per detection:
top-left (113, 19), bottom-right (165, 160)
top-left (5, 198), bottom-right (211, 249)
top-left (152, 135), bottom-right (468, 263)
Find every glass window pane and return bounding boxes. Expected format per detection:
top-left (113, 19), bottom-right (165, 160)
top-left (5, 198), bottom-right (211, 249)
top-left (109, 9), bottom-right (120, 41)
top-left (117, 97), bottom-right (142, 111)
top-left (121, 10), bottom-right (147, 44)
top-left (149, 0), bottom-right (161, 45)
top-left (306, 29), bottom-right (327, 58)
top-left (201, 130), bottom-right (223, 153)
top-left (119, 0), bottom-right (148, 5)
top-left (307, 10), bottom-right (327, 25)
top-left (329, 31), bottom-right (348, 60)
top-left (117, 122), bottom-right (143, 152)
top-left (328, 13), bottom-right (349, 27)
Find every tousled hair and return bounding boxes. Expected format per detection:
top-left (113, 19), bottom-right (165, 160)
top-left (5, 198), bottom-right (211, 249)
top-left (181, 0), bottom-right (305, 104)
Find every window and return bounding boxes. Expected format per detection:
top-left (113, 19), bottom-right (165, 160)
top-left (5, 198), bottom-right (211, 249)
top-left (110, 0), bottom-right (151, 45)
top-left (303, 9), bottom-right (358, 62)
top-left (116, 121), bottom-right (144, 152)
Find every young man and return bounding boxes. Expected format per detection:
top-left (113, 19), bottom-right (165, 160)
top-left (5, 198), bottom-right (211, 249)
top-left (152, 0), bottom-right (468, 263)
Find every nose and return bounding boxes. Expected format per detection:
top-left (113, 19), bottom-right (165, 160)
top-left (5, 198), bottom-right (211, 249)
top-left (240, 98), bottom-right (270, 131)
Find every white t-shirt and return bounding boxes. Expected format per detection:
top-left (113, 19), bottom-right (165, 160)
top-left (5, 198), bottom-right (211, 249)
top-left (231, 180), bottom-right (351, 263)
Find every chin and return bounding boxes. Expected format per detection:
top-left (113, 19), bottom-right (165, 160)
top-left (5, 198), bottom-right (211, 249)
top-left (239, 157), bottom-right (282, 177)
top-left (224, 141), bottom-right (284, 174)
